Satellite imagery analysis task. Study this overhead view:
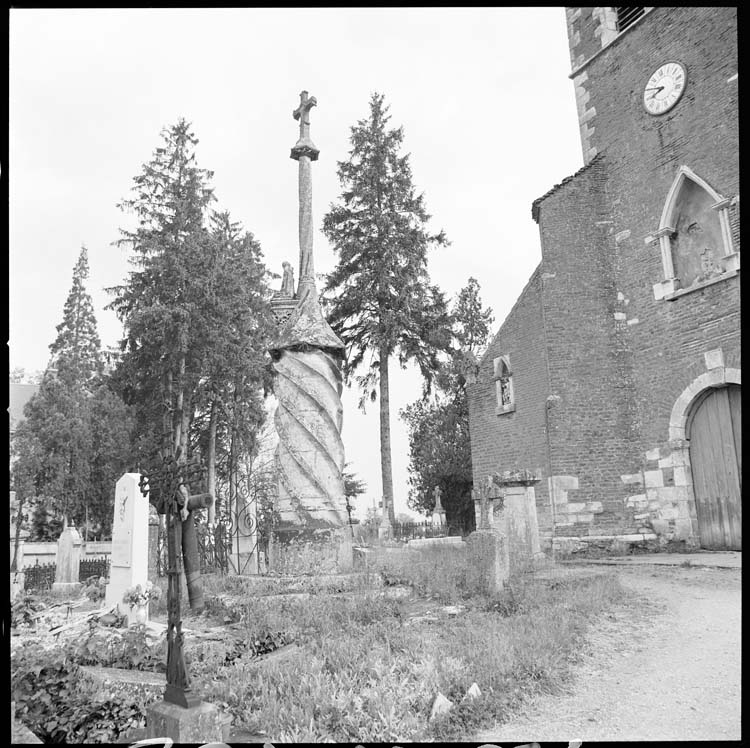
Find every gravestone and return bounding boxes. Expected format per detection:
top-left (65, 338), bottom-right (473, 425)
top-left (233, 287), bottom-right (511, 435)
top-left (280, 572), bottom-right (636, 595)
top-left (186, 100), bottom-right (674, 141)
top-left (467, 476), bottom-right (509, 592)
top-left (105, 473), bottom-right (150, 625)
top-left (431, 485), bottom-right (447, 528)
top-left (52, 521), bottom-right (83, 594)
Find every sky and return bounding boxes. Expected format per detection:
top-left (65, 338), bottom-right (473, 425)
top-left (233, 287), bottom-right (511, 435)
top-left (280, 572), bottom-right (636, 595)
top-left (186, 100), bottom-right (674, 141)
top-left (9, 8), bottom-right (583, 522)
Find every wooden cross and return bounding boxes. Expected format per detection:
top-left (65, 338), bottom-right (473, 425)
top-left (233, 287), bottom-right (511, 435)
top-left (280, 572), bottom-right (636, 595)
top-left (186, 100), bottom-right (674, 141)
top-left (293, 90), bottom-right (317, 141)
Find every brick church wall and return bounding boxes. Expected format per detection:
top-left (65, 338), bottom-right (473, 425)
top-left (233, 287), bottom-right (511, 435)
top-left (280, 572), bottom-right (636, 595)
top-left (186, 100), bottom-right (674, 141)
top-left (467, 267), bottom-right (552, 529)
top-left (535, 157), bottom-right (640, 538)
top-left (573, 6), bottom-right (740, 542)
top-left (469, 7), bottom-right (738, 550)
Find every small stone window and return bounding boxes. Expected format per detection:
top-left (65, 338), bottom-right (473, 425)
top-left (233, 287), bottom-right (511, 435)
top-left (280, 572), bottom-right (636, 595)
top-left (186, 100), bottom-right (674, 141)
top-left (616, 8), bottom-right (645, 32)
top-left (651, 166), bottom-right (739, 301)
top-left (493, 355), bottom-right (515, 415)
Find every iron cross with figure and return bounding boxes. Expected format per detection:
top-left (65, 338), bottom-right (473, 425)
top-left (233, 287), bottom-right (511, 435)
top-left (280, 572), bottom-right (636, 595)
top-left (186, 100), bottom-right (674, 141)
top-left (138, 448), bottom-right (213, 708)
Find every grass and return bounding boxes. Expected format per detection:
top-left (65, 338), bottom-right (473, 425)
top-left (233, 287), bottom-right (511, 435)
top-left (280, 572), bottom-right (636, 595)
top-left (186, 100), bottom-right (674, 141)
top-left (198, 550), bottom-right (625, 742)
top-left (15, 540), bottom-right (626, 742)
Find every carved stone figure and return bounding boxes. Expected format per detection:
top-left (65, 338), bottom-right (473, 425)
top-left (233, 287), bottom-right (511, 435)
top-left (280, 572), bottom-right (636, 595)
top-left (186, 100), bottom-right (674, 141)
top-left (280, 261), bottom-right (295, 297)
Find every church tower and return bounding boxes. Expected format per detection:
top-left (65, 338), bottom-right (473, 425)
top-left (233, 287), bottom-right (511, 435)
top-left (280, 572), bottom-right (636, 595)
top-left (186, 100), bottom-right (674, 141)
top-left (468, 8), bottom-right (739, 553)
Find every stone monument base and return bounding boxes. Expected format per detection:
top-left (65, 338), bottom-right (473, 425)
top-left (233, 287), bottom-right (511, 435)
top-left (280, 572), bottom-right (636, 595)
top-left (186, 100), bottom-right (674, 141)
top-left (336, 529), bottom-right (354, 571)
top-left (52, 581), bottom-right (82, 595)
top-left (466, 530), bottom-right (509, 594)
top-left (146, 699), bottom-right (225, 743)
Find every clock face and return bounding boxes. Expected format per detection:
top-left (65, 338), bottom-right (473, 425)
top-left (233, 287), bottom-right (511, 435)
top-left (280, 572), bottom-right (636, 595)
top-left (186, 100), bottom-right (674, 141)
top-left (644, 62), bottom-right (687, 115)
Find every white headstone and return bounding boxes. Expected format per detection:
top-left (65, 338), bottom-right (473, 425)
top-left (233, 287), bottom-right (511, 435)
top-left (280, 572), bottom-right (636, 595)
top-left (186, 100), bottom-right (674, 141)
top-left (105, 473), bottom-right (150, 625)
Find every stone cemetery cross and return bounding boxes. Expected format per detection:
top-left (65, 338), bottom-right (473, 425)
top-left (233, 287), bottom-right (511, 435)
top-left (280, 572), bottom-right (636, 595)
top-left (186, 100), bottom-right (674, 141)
top-left (138, 453), bottom-right (211, 709)
top-left (291, 90), bottom-right (320, 293)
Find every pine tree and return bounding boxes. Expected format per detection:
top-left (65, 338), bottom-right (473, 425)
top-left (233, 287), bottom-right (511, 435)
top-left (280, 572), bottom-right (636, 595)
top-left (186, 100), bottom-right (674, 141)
top-left (401, 278), bottom-right (494, 533)
top-left (323, 93), bottom-right (451, 524)
top-left (49, 246), bottom-right (103, 387)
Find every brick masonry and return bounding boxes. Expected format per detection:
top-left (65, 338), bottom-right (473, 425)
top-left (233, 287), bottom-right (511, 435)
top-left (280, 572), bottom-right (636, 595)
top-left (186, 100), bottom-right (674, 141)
top-left (469, 8), bottom-right (739, 551)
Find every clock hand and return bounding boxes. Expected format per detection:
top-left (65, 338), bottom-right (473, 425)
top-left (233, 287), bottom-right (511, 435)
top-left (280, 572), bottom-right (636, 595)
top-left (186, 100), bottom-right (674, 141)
top-left (645, 86), bottom-right (665, 93)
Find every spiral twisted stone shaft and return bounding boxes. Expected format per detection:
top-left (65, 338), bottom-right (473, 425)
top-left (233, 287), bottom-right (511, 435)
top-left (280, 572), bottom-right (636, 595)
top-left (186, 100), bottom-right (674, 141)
top-left (273, 348), bottom-right (347, 528)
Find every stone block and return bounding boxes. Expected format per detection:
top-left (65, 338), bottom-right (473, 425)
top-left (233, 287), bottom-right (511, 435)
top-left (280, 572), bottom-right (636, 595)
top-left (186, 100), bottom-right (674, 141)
top-left (643, 470), bottom-right (664, 488)
top-left (574, 513), bottom-right (595, 523)
top-left (586, 501), bottom-right (603, 513)
top-left (625, 493), bottom-right (647, 507)
top-left (673, 466), bottom-right (689, 486)
top-left (621, 473), bottom-right (643, 485)
top-left (658, 454), bottom-right (674, 468)
top-left (466, 530), bottom-right (508, 593)
top-left (645, 447), bottom-right (660, 461)
top-left (565, 502), bottom-right (587, 513)
top-left (146, 699), bottom-right (225, 743)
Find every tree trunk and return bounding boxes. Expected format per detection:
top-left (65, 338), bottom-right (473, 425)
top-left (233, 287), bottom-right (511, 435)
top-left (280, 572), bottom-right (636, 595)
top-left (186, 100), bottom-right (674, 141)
top-left (206, 397), bottom-right (217, 525)
top-left (378, 345), bottom-right (396, 524)
top-left (11, 493), bottom-right (25, 573)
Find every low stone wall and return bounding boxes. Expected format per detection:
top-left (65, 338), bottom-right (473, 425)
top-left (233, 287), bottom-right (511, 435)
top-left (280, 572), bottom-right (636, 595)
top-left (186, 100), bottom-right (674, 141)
top-left (541, 532), bottom-right (664, 556)
top-left (10, 540), bottom-right (112, 570)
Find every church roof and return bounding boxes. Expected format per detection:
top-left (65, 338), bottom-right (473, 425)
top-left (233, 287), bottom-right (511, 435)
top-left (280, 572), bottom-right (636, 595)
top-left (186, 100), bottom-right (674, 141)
top-left (531, 152), bottom-right (605, 223)
top-left (9, 382), bottom-right (40, 432)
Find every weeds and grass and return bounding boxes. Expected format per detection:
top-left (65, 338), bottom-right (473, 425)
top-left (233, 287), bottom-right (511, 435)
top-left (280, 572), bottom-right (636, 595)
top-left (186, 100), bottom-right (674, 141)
top-left (202, 564), bottom-right (624, 742)
top-left (13, 537), bottom-right (626, 743)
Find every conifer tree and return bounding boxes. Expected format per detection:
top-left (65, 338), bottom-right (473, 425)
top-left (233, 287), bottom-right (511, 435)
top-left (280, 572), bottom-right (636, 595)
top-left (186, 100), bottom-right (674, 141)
top-left (10, 247), bottom-right (130, 539)
top-left (401, 278), bottom-right (494, 532)
top-left (109, 120), bottom-right (274, 604)
top-left (49, 246), bottom-right (103, 387)
top-left (323, 93), bottom-right (451, 524)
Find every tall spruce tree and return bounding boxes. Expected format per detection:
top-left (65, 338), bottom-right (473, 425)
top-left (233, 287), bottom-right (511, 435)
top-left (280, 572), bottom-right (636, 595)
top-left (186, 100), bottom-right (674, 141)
top-left (323, 93), bottom-right (451, 524)
top-left (401, 277), bottom-right (494, 533)
top-left (108, 120), bottom-right (274, 602)
top-left (49, 246), bottom-right (103, 386)
top-left (10, 246), bottom-right (130, 540)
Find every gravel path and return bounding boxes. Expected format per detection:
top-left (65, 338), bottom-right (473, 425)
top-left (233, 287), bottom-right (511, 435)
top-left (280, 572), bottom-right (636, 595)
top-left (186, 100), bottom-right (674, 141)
top-left (474, 565), bottom-right (741, 741)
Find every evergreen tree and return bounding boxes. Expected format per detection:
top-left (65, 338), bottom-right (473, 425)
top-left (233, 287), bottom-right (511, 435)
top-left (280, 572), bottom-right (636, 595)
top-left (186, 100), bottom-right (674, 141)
top-left (49, 246), bottom-right (103, 387)
top-left (108, 120), bottom-right (274, 606)
top-left (323, 93), bottom-right (451, 524)
top-left (401, 278), bottom-right (494, 533)
top-left (10, 247), bottom-right (130, 539)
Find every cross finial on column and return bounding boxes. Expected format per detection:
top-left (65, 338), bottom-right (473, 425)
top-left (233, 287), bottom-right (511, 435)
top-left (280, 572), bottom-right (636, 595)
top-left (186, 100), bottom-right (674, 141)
top-left (291, 90), bottom-right (319, 161)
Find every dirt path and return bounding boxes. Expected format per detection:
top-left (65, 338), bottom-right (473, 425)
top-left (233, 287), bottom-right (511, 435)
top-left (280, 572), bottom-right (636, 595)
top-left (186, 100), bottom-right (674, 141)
top-left (474, 564), bottom-right (741, 741)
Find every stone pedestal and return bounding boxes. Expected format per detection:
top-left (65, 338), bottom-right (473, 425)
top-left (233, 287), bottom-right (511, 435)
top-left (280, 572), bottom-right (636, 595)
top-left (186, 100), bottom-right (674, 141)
top-left (105, 473), bottom-right (150, 625)
top-left (146, 699), bottom-right (225, 743)
top-left (492, 469), bottom-right (544, 572)
top-left (336, 529), bottom-right (354, 571)
top-left (466, 530), bottom-right (509, 593)
top-left (378, 516), bottom-right (393, 540)
top-left (52, 523), bottom-right (83, 594)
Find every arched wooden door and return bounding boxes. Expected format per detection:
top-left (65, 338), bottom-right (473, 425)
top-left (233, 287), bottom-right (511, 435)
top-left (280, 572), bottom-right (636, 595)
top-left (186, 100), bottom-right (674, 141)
top-left (688, 384), bottom-right (741, 550)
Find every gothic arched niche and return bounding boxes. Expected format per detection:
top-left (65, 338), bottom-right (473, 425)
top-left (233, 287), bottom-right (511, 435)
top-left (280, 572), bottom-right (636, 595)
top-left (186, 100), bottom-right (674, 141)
top-left (668, 177), bottom-right (725, 287)
top-left (652, 166), bottom-right (738, 300)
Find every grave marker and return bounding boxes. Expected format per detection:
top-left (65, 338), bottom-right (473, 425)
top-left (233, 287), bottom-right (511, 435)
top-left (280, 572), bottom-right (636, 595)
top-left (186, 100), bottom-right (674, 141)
top-left (105, 473), bottom-right (150, 625)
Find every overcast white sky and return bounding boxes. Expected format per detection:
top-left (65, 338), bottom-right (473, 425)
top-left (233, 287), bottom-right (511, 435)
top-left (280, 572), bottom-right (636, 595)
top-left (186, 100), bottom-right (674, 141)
top-left (9, 8), bottom-right (583, 521)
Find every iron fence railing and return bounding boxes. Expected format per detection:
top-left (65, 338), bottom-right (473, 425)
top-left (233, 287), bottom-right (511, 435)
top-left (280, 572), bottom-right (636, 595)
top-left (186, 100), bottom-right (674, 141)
top-left (79, 556), bottom-right (110, 582)
top-left (23, 561), bottom-right (56, 591)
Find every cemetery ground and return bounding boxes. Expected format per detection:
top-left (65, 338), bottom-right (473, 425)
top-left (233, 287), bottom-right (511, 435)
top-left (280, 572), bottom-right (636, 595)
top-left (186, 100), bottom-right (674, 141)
top-left (10, 545), bottom-right (740, 743)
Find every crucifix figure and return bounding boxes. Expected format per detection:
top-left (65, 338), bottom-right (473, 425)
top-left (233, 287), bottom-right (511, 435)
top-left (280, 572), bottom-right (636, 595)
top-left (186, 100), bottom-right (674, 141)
top-left (138, 445), bottom-right (212, 708)
top-left (291, 90), bottom-right (320, 293)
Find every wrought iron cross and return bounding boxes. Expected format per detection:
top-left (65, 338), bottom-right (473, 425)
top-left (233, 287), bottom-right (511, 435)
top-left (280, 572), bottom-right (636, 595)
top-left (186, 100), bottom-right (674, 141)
top-left (138, 452), bottom-right (211, 708)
